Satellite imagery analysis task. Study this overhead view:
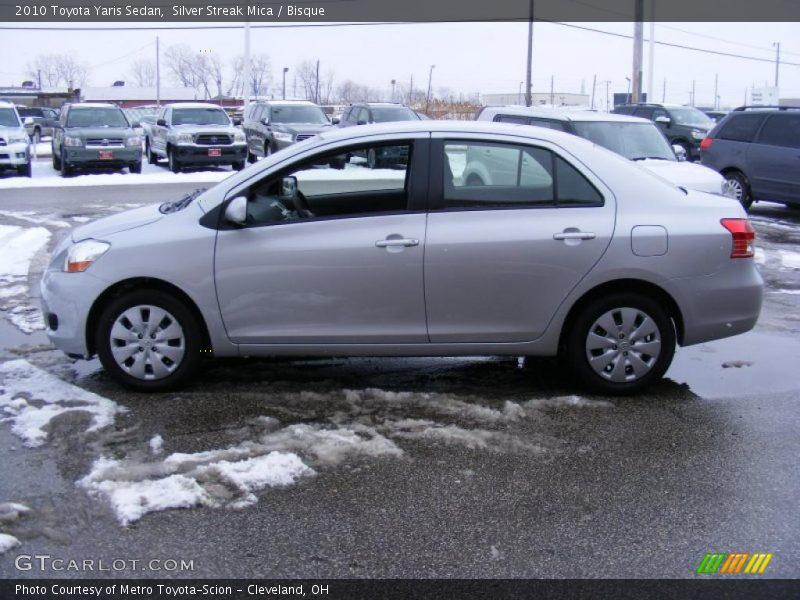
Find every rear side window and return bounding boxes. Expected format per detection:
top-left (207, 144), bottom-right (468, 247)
top-left (529, 117), bottom-right (568, 132)
top-left (716, 114), bottom-right (765, 142)
top-left (614, 106), bottom-right (636, 115)
top-left (442, 141), bottom-right (602, 209)
top-left (495, 114), bottom-right (529, 125)
top-left (757, 114), bottom-right (800, 149)
top-left (633, 107), bottom-right (654, 119)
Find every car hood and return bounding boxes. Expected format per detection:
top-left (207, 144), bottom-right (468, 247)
top-left (72, 204), bottom-right (163, 242)
top-left (65, 126), bottom-right (134, 138)
top-left (637, 159), bottom-right (724, 194)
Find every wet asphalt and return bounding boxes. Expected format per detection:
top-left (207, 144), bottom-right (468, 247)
top-left (0, 184), bottom-right (798, 579)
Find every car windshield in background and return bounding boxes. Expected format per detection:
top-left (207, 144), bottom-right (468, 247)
top-left (0, 108), bottom-right (20, 127)
top-left (270, 106), bottom-right (328, 124)
top-left (66, 107), bottom-right (129, 128)
top-left (572, 121), bottom-right (675, 161)
top-left (173, 108), bottom-right (230, 126)
top-left (371, 107), bottom-right (420, 123)
top-left (669, 107), bottom-right (714, 127)
top-left (16, 108), bottom-right (42, 118)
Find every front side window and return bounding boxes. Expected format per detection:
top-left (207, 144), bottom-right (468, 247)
top-left (668, 107), bottom-right (714, 127)
top-left (242, 142), bottom-right (412, 226)
top-left (66, 107), bottom-right (129, 128)
top-left (495, 114), bottom-right (529, 125)
top-left (443, 141), bottom-right (602, 209)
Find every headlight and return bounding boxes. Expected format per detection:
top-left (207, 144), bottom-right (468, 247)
top-left (64, 240), bottom-right (110, 273)
top-left (176, 133), bottom-right (194, 144)
top-left (234, 131), bottom-right (246, 143)
top-left (8, 134), bottom-right (29, 144)
top-left (125, 136), bottom-right (142, 147)
top-left (64, 136), bottom-right (83, 147)
top-left (691, 130), bottom-right (706, 140)
top-left (273, 131), bottom-right (294, 143)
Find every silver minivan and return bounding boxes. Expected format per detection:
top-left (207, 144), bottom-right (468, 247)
top-left (41, 121), bottom-right (762, 394)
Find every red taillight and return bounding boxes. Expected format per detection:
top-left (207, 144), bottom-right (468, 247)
top-left (721, 218), bottom-right (755, 258)
top-left (700, 137), bottom-right (714, 151)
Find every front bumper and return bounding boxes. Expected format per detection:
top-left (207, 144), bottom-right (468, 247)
top-left (0, 142), bottom-right (30, 167)
top-left (174, 143), bottom-right (247, 164)
top-left (62, 146), bottom-right (141, 168)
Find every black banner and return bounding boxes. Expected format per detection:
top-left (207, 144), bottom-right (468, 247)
top-left (1, 0), bottom-right (800, 23)
top-left (2, 579), bottom-right (800, 600)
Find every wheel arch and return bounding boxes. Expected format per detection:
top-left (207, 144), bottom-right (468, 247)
top-left (558, 278), bottom-right (685, 352)
top-left (85, 277), bottom-right (211, 356)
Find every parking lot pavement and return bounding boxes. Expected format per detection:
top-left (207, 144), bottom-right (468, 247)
top-left (0, 190), bottom-right (799, 578)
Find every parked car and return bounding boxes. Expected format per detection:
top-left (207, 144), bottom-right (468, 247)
top-left (243, 100), bottom-right (331, 163)
top-left (335, 103), bottom-right (420, 168)
top-left (476, 106), bottom-right (731, 196)
top-left (141, 102), bottom-right (247, 172)
top-left (52, 103), bottom-right (142, 177)
top-left (700, 106), bottom-right (800, 210)
top-left (16, 106), bottom-right (59, 143)
top-left (0, 101), bottom-right (32, 177)
top-left (613, 103), bottom-right (715, 161)
top-left (41, 121), bottom-right (762, 395)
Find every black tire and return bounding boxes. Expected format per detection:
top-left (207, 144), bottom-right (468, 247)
top-left (168, 148), bottom-right (181, 173)
top-left (566, 293), bottom-right (676, 395)
top-left (146, 139), bottom-right (158, 164)
top-left (723, 170), bottom-right (753, 211)
top-left (232, 160), bottom-right (245, 171)
top-left (129, 161), bottom-right (142, 174)
top-left (60, 152), bottom-right (72, 177)
top-left (263, 142), bottom-right (272, 159)
top-left (52, 147), bottom-right (61, 170)
top-left (247, 149), bottom-right (257, 164)
top-left (95, 289), bottom-right (204, 392)
top-left (17, 162), bottom-right (32, 178)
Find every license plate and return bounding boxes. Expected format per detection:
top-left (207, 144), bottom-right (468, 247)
top-left (208, 148), bottom-right (222, 157)
top-left (98, 150), bottom-right (113, 160)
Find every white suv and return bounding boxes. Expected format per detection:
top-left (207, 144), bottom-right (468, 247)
top-left (477, 106), bottom-right (732, 197)
top-left (0, 101), bottom-right (32, 177)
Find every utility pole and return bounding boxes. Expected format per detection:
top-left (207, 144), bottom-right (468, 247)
top-left (243, 21), bottom-right (251, 103)
top-left (713, 73), bottom-right (718, 110)
top-left (774, 42), bottom-right (780, 88)
top-left (315, 60), bottom-right (320, 104)
top-left (518, 81), bottom-right (523, 105)
top-left (525, 0), bottom-right (534, 107)
top-left (647, 0), bottom-right (654, 103)
top-left (549, 75), bottom-right (554, 106)
top-left (409, 74), bottom-right (414, 105)
top-left (631, 0), bottom-right (644, 103)
top-left (691, 79), bottom-right (696, 106)
top-left (605, 80), bottom-right (610, 111)
top-left (662, 77), bottom-right (666, 102)
top-left (426, 64), bottom-right (435, 111)
top-left (155, 36), bottom-right (160, 106)
top-left (282, 67), bottom-right (288, 100)
top-left (391, 79), bottom-right (396, 102)
top-left (591, 74), bottom-right (596, 109)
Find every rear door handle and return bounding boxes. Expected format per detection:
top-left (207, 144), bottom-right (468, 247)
top-left (375, 238), bottom-right (419, 248)
top-left (553, 231), bottom-right (596, 240)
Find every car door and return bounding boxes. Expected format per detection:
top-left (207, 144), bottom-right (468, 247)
top-left (214, 134), bottom-right (430, 345)
top-left (424, 135), bottom-right (615, 343)
top-left (747, 113), bottom-right (800, 205)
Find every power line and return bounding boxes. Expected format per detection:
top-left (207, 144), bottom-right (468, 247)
top-left (89, 40), bottom-right (156, 69)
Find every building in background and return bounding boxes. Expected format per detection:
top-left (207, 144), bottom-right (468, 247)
top-left (0, 86), bottom-right (77, 108)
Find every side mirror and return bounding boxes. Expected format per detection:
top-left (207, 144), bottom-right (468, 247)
top-left (156, 118), bottom-right (167, 127)
top-left (279, 176), bottom-right (298, 200)
top-left (672, 144), bottom-right (687, 162)
top-left (224, 196), bottom-right (248, 225)
top-left (232, 118), bottom-right (242, 126)
top-left (655, 115), bottom-right (671, 126)
top-left (331, 117), bottom-right (340, 125)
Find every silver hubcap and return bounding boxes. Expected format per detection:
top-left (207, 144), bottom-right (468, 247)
top-left (723, 178), bottom-right (743, 201)
top-left (109, 305), bottom-right (185, 381)
top-left (585, 307), bottom-right (661, 383)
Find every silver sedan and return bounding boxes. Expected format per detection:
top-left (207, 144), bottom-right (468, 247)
top-left (41, 121), bottom-right (763, 394)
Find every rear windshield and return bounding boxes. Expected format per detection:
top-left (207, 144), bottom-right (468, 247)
top-left (172, 108), bottom-right (230, 126)
top-left (0, 108), bottom-right (21, 127)
top-left (270, 105), bottom-right (328, 124)
top-left (371, 107), bottom-right (420, 123)
top-left (66, 107), bottom-right (129, 128)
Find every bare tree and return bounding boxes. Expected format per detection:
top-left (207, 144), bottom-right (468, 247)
top-left (163, 44), bottom-right (201, 89)
top-left (296, 60), bottom-right (317, 101)
top-left (319, 69), bottom-right (335, 104)
top-left (27, 53), bottom-right (89, 89)
top-left (230, 53), bottom-right (272, 98)
top-left (129, 59), bottom-right (156, 87)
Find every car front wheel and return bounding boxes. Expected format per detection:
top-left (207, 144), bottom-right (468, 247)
top-left (168, 148), bottom-right (181, 173)
top-left (566, 293), bottom-right (675, 395)
top-left (95, 290), bottom-right (203, 392)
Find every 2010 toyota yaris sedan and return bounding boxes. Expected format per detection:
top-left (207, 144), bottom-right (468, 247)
top-left (41, 120), bottom-right (763, 395)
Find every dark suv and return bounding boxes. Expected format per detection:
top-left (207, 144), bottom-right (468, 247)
top-left (243, 100), bottom-right (330, 163)
top-left (613, 103), bottom-right (715, 161)
top-left (700, 106), bottom-right (800, 210)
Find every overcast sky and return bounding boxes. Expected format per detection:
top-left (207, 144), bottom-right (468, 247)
top-left (1, 21), bottom-right (798, 109)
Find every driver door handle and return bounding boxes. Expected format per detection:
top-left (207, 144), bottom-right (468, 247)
top-left (375, 238), bottom-right (419, 248)
top-left (553, 231), bottom-right (596, 240)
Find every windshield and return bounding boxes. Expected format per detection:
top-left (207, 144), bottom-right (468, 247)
top-left (371, 107), bottom-right (420, 123)
top-left (270, 106), bottom-right (328, 124)
top-left (172, 108), bottom-right (230, 126)
top-left (0, 108), bottom-right (21, 127)
top-left (669, 107), bottom-right (714, 127)
top-left (572, 121), bottom-right (675, 161)
top-left (66, 107), bottom-right (129, 128)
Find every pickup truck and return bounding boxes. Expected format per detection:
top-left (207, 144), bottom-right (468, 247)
top-left (142, 102), bottom-right (247, 172)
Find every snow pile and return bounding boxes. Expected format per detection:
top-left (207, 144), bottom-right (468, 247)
top-left (388, 419), bottom-right (547, 454)
top-left (148, 434), bottom-right (164, 455)
top-left (0, 225), bottom-right (51, 333)
top-left (0, 533), bottom-right (20, 554)
top-left (0, 360), bottom-right (125, 447)
top-left (0, 210), bottom-right (70, 229)
top-left (523, 395), bottom-right (614, 409)
top-left (79, 422), bottom-right (400, 525)
top-left (0, 502), bottom-right (30, 555)
top-left (779, 250), bottom-right (800, 270)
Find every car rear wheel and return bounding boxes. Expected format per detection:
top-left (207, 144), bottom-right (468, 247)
top-left (247, 149), bottom-right (257, 164)
top-left (367, 148), bottom-right (382, 169)
top-left (95, 290), bottom-right (203, 392)
top-left (566, 293), bottom-right (675, 395)
top-left (722, 171), bottom-right (753, 211)
top-left (232, 160), bottom-right (245, 171)
top-left (129, 161), bottom-right (142, 174)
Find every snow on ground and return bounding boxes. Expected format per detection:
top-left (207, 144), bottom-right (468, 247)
top-left (523, 395), bottom-right (615, 409)
top-left (754, 248), bottom-right (766, 265)
top-left (0, 502), bottom-right (30, 554)
top-left (779, 250), bottom-right (800, 270)
top-left (769, 288), bottom-right (800, 295)
top-left (0, 210), bottom-right (70, 229)
top-left (0, 225), bottom-right (51, 333)
top-left (0, 167), bottom-right (232, 190)
top-left (0, 533), bottom-right (20, 554)
top-left (0, 360), bottom-right (125, 447)
top-left (30, 142), bottom-right (51, 157)
top-left (149, 434), bottom-right (164, 455)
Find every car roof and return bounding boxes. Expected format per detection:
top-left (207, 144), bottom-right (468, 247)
top-left (255, 100), bottom-right (318, 106)
top-left (166, 102), bottom-right (227, 109)
top-left (480, 105), bottom-right (652, 124)
top-left (69, 102), bottom-right (121, 109)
